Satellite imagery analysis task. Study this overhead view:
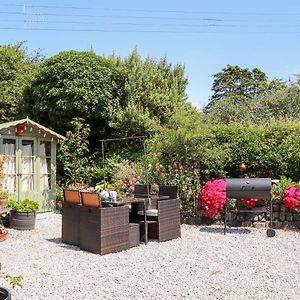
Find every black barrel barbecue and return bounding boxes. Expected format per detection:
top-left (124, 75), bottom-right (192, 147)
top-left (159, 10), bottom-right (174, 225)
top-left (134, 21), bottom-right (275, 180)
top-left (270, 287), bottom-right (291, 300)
top-left (225, 178), bottom-right (275, 237)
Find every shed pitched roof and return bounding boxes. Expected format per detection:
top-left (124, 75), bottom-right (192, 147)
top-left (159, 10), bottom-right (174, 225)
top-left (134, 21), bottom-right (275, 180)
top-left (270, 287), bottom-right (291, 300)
top-left (0, 117), bottom-right (66, 140)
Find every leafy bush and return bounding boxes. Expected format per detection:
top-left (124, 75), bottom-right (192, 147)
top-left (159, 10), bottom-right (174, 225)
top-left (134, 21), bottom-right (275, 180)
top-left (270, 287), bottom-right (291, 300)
top-left (22, 50), bottom-right (121, 140)
top-left (148, 106), bottom-right (226, 218)
top-left (272, 176), bottom-right (298, 203)
top-left (58, 118), bottom-right (91, 186)
top-left (209, 122), bottom-right (300, 180)
top-left (7, 199), bottom-right (39, 212)
top-left (149, 115), bottom-right (300, 217)
top-left (113, 161), bottom-right (146, 201)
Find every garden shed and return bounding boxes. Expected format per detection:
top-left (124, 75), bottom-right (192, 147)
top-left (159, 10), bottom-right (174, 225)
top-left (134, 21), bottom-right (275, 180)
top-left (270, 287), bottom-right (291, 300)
top-left (0, 117), bottom-right (65, 212)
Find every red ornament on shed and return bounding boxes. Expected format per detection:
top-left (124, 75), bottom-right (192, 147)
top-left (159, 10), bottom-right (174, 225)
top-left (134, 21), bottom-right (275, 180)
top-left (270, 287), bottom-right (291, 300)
top-left (16, 124), bottom-right (25, 136)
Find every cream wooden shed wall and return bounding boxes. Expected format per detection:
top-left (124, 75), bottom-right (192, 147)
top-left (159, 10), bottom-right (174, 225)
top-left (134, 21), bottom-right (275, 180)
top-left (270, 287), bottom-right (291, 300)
top-left (0, 118), bottom-right (65, 212)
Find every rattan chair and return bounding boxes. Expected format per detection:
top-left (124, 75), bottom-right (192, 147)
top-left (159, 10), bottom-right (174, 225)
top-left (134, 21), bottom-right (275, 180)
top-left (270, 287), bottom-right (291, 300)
top-left (138, 185), bottom-right (181, 242)
top-left (79, 196), bottom-right (130, 255)
top-left (134, 184), bottom-right (151, 198)
top-left (159, 185), bottom-right (178, 200)
top-left (133, 184), bottom-right (152, 214)
top-left (80, 192), bottom-right (101, 208)
top-left (62, 189), bottom-right (81, 246)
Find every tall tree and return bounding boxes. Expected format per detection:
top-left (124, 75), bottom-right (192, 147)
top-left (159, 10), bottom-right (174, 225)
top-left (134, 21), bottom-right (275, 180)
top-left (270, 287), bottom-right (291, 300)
top-left (0, 44), bottom-right (36, 122)
top-left (204, 65), bottom-right (285, 113)
top-left (109, 50), bottom-right (188, 137)
top-left (21, 51), bottom-right (121, 144)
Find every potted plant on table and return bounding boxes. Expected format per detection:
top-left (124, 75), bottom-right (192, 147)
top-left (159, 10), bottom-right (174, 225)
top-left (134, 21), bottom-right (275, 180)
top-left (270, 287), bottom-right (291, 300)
top-left (7, 199), bottom-right (39, 230)
top-left (95, 181), bottom-right (118, 203)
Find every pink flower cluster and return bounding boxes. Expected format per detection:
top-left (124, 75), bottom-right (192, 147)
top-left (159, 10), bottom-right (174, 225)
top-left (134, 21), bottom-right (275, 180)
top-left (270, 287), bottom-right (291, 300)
top-left (115, 163), bottom-right (142, 201)
top-left (283, 186), bottom-right (300, 211)
top-left (241, 198), bottom-right (258, 208)
top-left (199, 179), bottom-right (226, 218)
top-left (80, 187), bottom-right (95, 193)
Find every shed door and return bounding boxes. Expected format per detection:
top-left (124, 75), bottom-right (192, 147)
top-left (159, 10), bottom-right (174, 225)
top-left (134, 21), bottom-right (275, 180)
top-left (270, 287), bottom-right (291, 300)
top-left (19, 139), bottom-right (36, 202)
top-left (2, 138), bottom-right (35, 201)
top-left (38, 140), bottom-right (55, 211)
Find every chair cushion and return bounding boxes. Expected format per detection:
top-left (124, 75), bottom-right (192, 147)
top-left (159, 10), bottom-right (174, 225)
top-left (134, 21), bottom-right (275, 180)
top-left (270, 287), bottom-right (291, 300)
top-left (137, 209), bottom-right (158, 217)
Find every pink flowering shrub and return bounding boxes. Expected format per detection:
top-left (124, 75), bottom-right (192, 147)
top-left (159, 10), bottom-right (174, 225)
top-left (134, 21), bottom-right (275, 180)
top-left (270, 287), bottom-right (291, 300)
top-left (113, 162), bottom-right (145, 201)
top-left (241, 198), bottom-right (258, 208)
top-left (283, 186), bottom-right (300, 211)
top-left (79, 187), bottom-right (95, 193)
top-left (199, 179), bottom-right (226, 218)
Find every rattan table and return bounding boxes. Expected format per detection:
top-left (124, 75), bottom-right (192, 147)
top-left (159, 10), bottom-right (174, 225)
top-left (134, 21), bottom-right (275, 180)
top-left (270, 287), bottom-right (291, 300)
top-left (105, 196), bottom-right (170, 245)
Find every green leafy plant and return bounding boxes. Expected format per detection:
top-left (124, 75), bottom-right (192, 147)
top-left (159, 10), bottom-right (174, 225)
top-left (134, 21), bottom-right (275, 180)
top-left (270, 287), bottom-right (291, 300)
top-left (58, 118), bottom-right (91, 186)
top-left (56, 187), bottom-right (63, 201)
top-left (272, 176), bottom-right (299, 203)
top-left (2, 274), bottom-right (23, 288)
top-left (95, 180), bottom-right (117, 192)
top-left (227, 198), bottom-right (237, 209)
top-left (0, 263), bottom-right (23, 288)
top-left (0, 191), bottom-right (8, 198)
top-left (7, 199), bottom-right (39, 212)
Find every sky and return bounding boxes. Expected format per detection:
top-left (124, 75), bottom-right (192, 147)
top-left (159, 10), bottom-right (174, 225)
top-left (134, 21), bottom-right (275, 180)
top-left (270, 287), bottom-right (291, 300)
top-left (1, 0), bottom-right (300, 109)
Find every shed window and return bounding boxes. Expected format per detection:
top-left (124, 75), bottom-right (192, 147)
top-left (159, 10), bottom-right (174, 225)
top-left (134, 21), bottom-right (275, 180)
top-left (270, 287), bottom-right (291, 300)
top-left (40, 141), bottom-right (51, 191)
top-left (2, 139), bottom-right (16, 193)
top-left (21, 140), bottom-right (34, 192)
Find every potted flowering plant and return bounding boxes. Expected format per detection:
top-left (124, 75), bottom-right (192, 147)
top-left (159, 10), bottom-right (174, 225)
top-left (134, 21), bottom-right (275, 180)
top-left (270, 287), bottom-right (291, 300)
top-left (0, 224), bottom-right (8, 243)
top-left (95, 181), bottom-right (117, 202)
top-left (0, 205), bottom-right (8, 242)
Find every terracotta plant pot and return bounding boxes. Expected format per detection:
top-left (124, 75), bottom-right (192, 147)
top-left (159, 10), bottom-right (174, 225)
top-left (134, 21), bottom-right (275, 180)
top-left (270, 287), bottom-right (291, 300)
top-left (0, 197), bottom-right (8, 208)
top-left (0, 230), bottom-right (8, 242)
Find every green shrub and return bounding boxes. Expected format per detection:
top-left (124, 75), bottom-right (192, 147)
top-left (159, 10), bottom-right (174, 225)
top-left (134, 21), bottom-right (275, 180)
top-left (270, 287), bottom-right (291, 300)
top-left (0, 191), bottom-right (8, 198)
top-left (148, 114), bottom-right (300, 217)
top-left (7, 199), bottom-right (39, 212)
top-left (272, 176), bottom-right (300, 203)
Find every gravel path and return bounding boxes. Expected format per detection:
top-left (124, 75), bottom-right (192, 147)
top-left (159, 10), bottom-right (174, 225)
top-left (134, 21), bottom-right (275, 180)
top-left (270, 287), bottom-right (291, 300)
top-left (1, 213), bottom-right (300, 300)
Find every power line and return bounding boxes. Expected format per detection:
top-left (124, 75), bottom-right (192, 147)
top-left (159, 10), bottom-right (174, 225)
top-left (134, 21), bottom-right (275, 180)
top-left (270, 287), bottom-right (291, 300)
top-left (0, 27), bottom-right (299, 34)
top-left (0, 11), bottom-right (225, 22)
top-left (1, 3), bottom-right (299, 16)
top-left (0, 19), bottom-right (238, 28)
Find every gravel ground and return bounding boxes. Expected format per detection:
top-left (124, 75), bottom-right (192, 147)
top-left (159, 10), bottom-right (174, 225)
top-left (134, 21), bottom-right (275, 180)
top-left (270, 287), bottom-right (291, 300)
top-left (1, 213), bottom-right (300, 300)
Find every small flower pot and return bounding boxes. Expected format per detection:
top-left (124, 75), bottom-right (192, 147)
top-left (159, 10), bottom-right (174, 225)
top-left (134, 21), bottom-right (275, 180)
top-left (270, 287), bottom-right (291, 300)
top-left (0, 197), bottom-right (8, 208)
top-left (0, 230), bottom-right (8, 242)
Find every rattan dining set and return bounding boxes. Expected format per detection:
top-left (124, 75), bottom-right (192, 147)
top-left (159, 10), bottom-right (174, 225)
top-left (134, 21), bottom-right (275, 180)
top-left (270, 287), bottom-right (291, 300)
top-left (61, 185), bottom-right (181, 255)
